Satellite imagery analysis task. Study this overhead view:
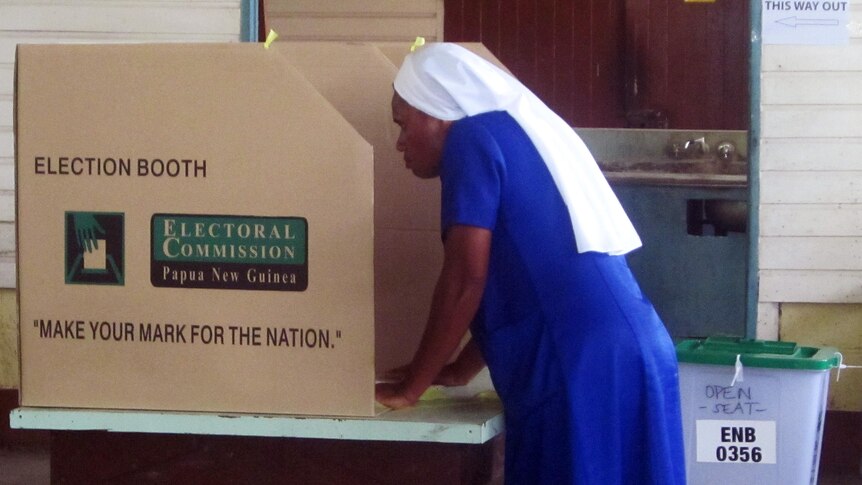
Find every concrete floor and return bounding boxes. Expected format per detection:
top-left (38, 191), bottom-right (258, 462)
top-left (824, 471), bottom-right (862, 485)
top-left (0, 444), bottom-right (860, 485)
top-left (0, 447), bottom-right (49, 485)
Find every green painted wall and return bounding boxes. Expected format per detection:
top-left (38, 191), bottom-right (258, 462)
top-left (614, 184), bottom-right (748, 339)
top-left (781, 303), bottom-right (862, 412)
top-left (0, 289), bottom-right (18, 389)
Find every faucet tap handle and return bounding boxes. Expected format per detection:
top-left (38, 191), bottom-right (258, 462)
top-left (683, 137), bottom-right (709, 156)
top-left (716, 141), bottom-right (737, 162)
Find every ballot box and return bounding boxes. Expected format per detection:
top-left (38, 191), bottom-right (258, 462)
top-left (676, 337), bottom-right (839, 484)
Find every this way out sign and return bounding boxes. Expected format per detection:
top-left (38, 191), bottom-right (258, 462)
top-left (763, 0), bottom-right (850, 45)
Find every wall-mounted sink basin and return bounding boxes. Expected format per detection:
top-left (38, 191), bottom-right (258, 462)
top-left (596, 159), bottom-right (748, 187)
top-left (573, 128), bottom-right (749, 187)
top-left (599, 159), bottom-right (747, 176)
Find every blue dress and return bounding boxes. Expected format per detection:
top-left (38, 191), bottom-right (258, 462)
top-left (439, 111), bottom-right (686, 484)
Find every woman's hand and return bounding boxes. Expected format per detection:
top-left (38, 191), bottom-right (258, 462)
top-left (376, 226), bottom-right (491, 411)
top-left (378, 362), bottom-right (468, 387)
top-left (375, 365), bottom-right (423, 409)
top-left (377, 364), bottom-right (410, 384)
top-left (433, 362), bottom-right (473, 387)
top-left (434, 339), bottom-right (486, 387)
top-left (375, 382), bottom-right (419, 410)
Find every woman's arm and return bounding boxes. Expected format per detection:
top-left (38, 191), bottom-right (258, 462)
top-left (375, 224), bottom-right (491, 409)
top-left (434, 338), bottom-right (486, 387)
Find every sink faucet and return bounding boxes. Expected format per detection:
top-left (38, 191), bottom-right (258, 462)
top-left (683, 137), bottom-right (709, 156)
top-left (669, 137), bottom-right (710, 159)
top-left (716, 141), bottom-right (737, 162)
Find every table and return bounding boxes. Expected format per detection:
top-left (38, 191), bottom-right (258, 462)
top-left (11, 392), bottom-right (505, 484)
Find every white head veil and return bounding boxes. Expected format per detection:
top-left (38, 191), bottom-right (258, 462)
top-left (394, 43), bottom-right (641, 255)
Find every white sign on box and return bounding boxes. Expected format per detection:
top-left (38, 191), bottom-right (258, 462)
top-left (696, 420), bottom-right (777, 464)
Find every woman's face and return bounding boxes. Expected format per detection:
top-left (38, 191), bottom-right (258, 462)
top-left (391, 92), bottom-right (452, 179)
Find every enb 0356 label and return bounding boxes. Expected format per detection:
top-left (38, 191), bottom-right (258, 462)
top-left (695, 420), bottom-right (777, 464)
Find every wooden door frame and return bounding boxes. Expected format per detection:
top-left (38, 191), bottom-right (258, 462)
top-left (747, 0), bottom-right (762, 339)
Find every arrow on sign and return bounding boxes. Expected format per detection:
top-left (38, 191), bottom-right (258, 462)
top-left (776, 16), bottom-right (840, 27)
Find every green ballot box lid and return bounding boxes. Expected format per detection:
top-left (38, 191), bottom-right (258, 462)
top-left (676, 336), bottom-right (840, 371)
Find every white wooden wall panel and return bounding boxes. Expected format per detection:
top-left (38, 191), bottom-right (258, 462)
top-left (756, 302), bottom-right (780, 340)
top-left (269, 17), bottom-right (440, 42)
top-left (0, 131), bottom-right (11, 158)
top-left (0, 0), bottom-right (243, 288)
top-left (759, 4), bottom-right (862, 304)
top-left (265, 0), bottom-right (443, 42)
top-left (0, 3), bottom-right (240, 35)
top-left (761, 41), bottom-right (862, 71)
top-left (0, 97), bottom-right (10, 126)
top-left (761, 106), bottom-right (862, 138)
top-left (760, 270), bottom-right (862, 303)
top-left (0, 166), bottom-right (12, 191)
top-left (269, 0), bottom-right (439, 14)
top-left (0, 192), bottom-right (11, 221)
top-left (760, 171), bottom-right (862, 204)
top-left (761, 204), bottom-right (862, 237)
top-left (760, 138), bottom-right (862, 171)
top-left (760, 237), bottom-right (862, 270)
top-left (0, 262), bottom-right (12, 287)
top-left (0, 222), bottom-right (12, 251)
top-left (0, 65), bottom-right (10, 93)
top-left (762, 72), bottom-right (862, 105)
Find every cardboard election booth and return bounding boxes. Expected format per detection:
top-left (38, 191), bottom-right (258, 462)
top-left (271, 41), bottom-right (506, 378)
top-left (273, 42), bottom-right (444, 375)
top-left (16, 41), bottom-right (506, 418)
top-left (15, 43), bottom-right (377, 416)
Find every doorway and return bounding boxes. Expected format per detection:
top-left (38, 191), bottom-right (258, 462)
top-left (443, 0), bottom-right (749, 130)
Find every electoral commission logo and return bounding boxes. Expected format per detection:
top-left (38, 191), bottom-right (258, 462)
top-left (150, 214), bottom-right (308, 291)
top-left (65, 212), bottom-right (125, 285)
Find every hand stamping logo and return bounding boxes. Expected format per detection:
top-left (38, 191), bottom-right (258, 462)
top-left (65, 211), bottom-right (125, 285)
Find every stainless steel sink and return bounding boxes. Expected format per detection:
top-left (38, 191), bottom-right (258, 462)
top-left (598, 159), bottom-right (747, 176)
top-left (573, 128), bottom-right (749, 187)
